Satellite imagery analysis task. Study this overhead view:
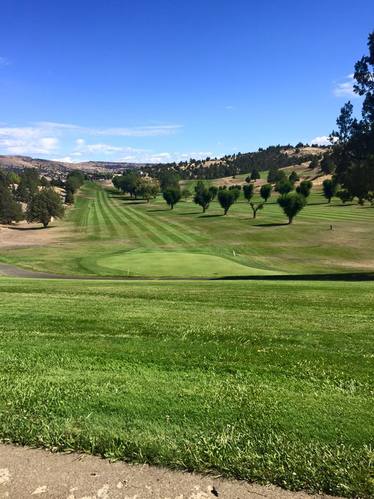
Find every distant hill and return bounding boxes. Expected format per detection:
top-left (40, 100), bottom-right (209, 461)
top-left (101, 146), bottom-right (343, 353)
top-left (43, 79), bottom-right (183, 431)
top-left (0, 155), bottom-right (144, 177)
top-left (0, 145), bottom-right (328, 179)
top-left (141, 145), bottom-right (329, 180)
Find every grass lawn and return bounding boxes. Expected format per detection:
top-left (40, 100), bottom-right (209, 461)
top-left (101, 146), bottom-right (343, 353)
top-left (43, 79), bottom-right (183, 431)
top-left (1, 181), bottom-right (374, 277)
top-left (0, 278), bottom-right (372, 497)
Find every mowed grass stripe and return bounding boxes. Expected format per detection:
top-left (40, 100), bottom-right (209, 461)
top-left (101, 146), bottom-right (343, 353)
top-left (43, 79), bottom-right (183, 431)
top-left (105, 192), bottom-right (178, 246)
top-left (124, 205), bottom-right (197, 245)
top-left (96, 189), bottom-right (124, 240)
top-left (99, 189), bottom-right (148, 244)
top-left (102, 191), bottom-right (162, 247)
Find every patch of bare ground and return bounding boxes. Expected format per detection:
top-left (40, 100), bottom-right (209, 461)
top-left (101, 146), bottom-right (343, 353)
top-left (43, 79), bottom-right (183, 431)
top-left (0, 222), bottom-right (66, 250)
top-left (0, 444), bottom-right (340, 499)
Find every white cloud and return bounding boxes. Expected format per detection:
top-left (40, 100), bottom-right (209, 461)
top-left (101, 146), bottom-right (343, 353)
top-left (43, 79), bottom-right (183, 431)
top-left (0, 56), bottom-right (9, 66)
top-left (310, 135), bottom-right (331, 146)
top-left (0, 121), bottom-right (183, 157)
top-left (93, 125), bottom-right (182, 137)
top-left (35, 122), bottom-right (183, 137)
top-left (0, 125), bottom-right (60, 155)
top-left (333, 74), bottom-right (358, 98)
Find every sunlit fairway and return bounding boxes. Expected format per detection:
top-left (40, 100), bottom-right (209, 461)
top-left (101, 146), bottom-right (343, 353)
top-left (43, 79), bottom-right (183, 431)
top-left (0, 180), bottom-right (374, 278)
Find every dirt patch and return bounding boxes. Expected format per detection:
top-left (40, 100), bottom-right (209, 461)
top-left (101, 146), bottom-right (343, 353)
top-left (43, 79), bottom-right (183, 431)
top-left (0, 444), bottom-right (339, 499)
top-left (0, 222), bottom-right (66, 250)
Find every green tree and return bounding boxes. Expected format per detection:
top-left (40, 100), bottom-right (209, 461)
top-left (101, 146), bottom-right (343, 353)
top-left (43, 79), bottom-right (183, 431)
top-left (243, 183), bottom-right (254, 202)
top-left (288, 171), bottom-right (299, 183)
top-left (296, 180), bottom-right (313, 198)
top-left (194, 187), bottom-right (213, 212)
top-left (267, 168), bottom-right (286, 184)
top-left (16, 168), bottom-right (40, 202)
top-left (249, 201), bottom-right (264, 219)
top-left (250, 168), bottom-right (260, 181)
top-left (336, 189), bottom-right (353, 204)
top-left (208, 186), bottom-right (218, 199)
top-left (260, 183), bottom-right (272, 202)
top-left (134, 178), bottom-right (159, 202)
top-left (217, 189), bottom-right (236, 215)
top-left (277, 192), bottom-right (306, 224)
top-left (26, 189), bottom-right (65, 228)
top-left (331, 32), bottom-right (374, 201)
top-left (65, 189), bottom-right (75, 204)
top-left (0, 186), bottom-right (23, 224)
top-left (322, 179), bottom-right (337, 203)
top-left (162, 187), bottom-right (181, 209)
top-left (276, 179), bottom-right (294, 194)
top-left (320, 155), bottom-right (335, 174)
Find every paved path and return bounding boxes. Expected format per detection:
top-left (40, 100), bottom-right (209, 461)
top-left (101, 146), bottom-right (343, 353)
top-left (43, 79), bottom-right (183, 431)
top-left (0, 445), bottom-right (337, 499)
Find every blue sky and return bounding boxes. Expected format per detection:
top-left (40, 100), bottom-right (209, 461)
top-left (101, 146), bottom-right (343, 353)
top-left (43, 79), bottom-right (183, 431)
top-left (0, 0), bottom-right (373, 163)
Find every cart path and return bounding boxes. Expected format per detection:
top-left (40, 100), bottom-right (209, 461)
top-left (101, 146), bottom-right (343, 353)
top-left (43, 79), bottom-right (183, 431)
top-left (0, 444), bottom-right (338, 499)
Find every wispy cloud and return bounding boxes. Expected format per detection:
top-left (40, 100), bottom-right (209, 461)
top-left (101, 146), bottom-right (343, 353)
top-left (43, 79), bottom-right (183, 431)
top-left (0, 121), bottom-right (183, 157)
top-left (35, 122), bottom-right (183, 137)
top-left (333, 74), bottom-right (358, 98)
top-left (0, 56), bottom-right (10, 66)
top-left (0, 125), bottom-right (59, 155)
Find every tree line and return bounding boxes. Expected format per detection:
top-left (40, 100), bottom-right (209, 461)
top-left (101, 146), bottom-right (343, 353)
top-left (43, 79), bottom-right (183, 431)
top-left (112, 169), bottom-right (325, 224)
top-left (0, 168), bottom-right (85, 227)
top-left (316, 30), bottom-right (374, 205)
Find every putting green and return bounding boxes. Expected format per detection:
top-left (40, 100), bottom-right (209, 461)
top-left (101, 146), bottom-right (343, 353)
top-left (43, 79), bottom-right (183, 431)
top-left (96, 251), bottom-right (274, 277)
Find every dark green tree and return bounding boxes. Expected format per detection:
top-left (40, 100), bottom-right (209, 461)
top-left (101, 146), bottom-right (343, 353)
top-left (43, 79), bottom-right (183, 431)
top-left (331, 31), bottom-right (374, 201)
top-left (336, 189), bottom-right (353, 204)
top-left (249, 201), bottom-right (264, 219)
top-left (0, 186), bottom-right (23, 224)
top-left (243, 183), bottom-right (254, 202)
top-left (16, 168), bottom-right (40, 202)
top-left (320, 154), bottom-right (335, 174)
top-left (26, 189), bottom-right (64, 228)
top-left (217, 189), bottom-right (236, 215)
top-left (250, 168), bottom-right (260, 181)
top-left (162, 187), bottom-right (181, 209)
top-left (277, 192), bottom-right (306, 224)
top-left (288, 171), bottom-right (299, 183)
top-left (260, 183), bottom-right (272, 202)
top-left (322, 179), bottom-right (337, 203)
top-left (276, 179), bottom-right (294, 194)
top-left (208, 186), bottom-right (218, 199)
top-left (194, 187), bottom-right (213, 212)
top-left (296, 180), bottom-right (313, 198)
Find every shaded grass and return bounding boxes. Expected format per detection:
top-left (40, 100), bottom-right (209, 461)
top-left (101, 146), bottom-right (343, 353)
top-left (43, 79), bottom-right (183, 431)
top-left (0, 278), bottom-right (372, 496)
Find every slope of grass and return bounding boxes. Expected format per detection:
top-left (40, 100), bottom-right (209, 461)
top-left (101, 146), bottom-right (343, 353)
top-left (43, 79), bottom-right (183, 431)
top-left (0, 278), bottom-right (372, 497)
top-left (0, 181), bottom-right (374, 277)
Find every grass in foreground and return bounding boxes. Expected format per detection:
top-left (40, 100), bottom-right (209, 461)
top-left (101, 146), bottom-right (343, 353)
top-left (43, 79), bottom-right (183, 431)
top-left (0, 278), bottom-right (372, 497)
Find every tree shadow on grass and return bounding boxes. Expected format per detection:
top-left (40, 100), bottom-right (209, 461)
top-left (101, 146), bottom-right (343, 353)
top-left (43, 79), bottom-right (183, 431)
top-left (327, 203), bottom-right (355, 207)
top-left (174, 211), bottom-right (200, 216)
top-left (254, 222), bottom-right (288, 227)
top-left (7, 225), bottom-right (47, 231)
top-left (198, 213), bottom-right (222, 218)
top-left (120, 200), bottom-right (148, 205)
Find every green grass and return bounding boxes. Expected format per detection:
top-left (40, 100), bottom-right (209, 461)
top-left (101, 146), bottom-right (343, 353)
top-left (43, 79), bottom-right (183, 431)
top-left (1, 181), bottom-right (374, 278)
top-left (0, 278), bottom-right (372, 497)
